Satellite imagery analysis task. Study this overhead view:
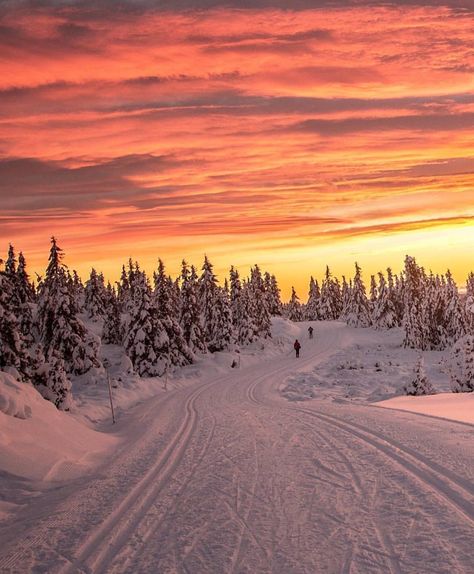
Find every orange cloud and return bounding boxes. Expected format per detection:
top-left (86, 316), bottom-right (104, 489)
top-left (0, 2), bottom-right (473, 297)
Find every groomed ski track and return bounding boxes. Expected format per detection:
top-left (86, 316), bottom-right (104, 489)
top-left (1, 323), bottom-right (473, 573)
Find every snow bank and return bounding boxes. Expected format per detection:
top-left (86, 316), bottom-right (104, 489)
top-left (0, 371), bottom-right (118, 481)
top-left (375, 393), bottom-right (474, 425)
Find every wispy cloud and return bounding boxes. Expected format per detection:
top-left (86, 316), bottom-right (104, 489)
top-left (0, 1), bottom-right (473, 293)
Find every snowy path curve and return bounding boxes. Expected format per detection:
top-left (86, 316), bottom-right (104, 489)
top-left (0, 322), bottom-right (473, 573)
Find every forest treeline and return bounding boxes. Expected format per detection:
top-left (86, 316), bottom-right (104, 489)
top-left (1, 238), bottom-right (473, 409)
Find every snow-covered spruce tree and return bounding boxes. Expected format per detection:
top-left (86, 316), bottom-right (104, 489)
top-left (287, 286), bottom-right (304, 321)
top-left (33, 352), bottom-right (72, 410)
top-left (102, 284), bottom-right (122, 345)
top-left (5, 244), bottom-right (16, 275)
top-left (0, 271), bottom-right (32, 380)
top-left (392, 270), bottom-right (405, 326)
top-left (117, 264), bottom-right (131, 312)
top-left (450, 335), bottom-right (474, 393)
top-left (319, 266), bottom-right (342, 320)
top-left (340, 276), bottom-right (351, 320)
top-left (306, 276), bottom-right (322, 321)
top-left (403, 256), bottom-right (430, 350)
top-left (213, 286), bottom-right (233, 350)
top-left (345, 262), bottom-right (371, 327)
top-left (154, 259), bottom-right (193, 366)
top-left (17, 251), bottom-right (36, 304)
top-left (84, 268), bottom-right (107, 320)
top-left (199, 256), bottom-right (233, 351)
top-left (124, 269), bottom-right (169, 376)
top-left (4, 246), bottom-right (35, 343)
top-left (229, 268), bottom-right (257, 345)
top-left (37, 237), bottom-right (101, 375)
top-left (248, 265), bottom-right (272, 339)
top-left (465, 272), bottom-right (474, 333)
top-left (369, 275), bottom-right (378, 311)
top-left (180, 261), bottom-right (206, 353)
top-left (372, 272), bottom-right (398, 329)
top-left (264, 272), bottom-right (282, 316)
top-left (66, 270), bottom-right (85, 312)
top-left (404, 355), bottom-right (435, 396)
top-left (441, 270), bottom-right (465, 348)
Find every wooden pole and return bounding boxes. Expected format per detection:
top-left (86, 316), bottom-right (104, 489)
top-left (106, 373), bottom-right (116, 424)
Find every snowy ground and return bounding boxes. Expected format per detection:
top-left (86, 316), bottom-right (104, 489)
top-left (0, 319), bottom-right (473, 573)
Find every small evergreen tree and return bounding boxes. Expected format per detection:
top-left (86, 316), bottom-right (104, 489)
top-left (287, 286), bottom-right (303, 321)
top-left (306, 276), bottom-right (321, 321)
top-left (0, 272), bottom-right (31, 380)
top-left (123, 270), bottom-right (169, 376)
top-left (84, 268), bottom-right (107, 319)
top-left (180, 261), bottom-right (206, 352)
top-left (372, 272), bottom-right (398, 329)
top-left (319, 266), bottom-right (341, 320)
top-left (199, 256), bottom-right (233, 351)
top-left (248, 265), bottom-right (271, 338)
top-left (229, 267), bottom-right (256, 346)
top-left (450, 335), bottom-right (474, 392)
top-left (264, 272), bottom-right (282, 316)
top-left (404, 356), bottom-right (435, 395)
top-left (33, 352), bottom-right (72, 410)
top-left (102, 285), bottom-right (122, 345)
top-left (154, 259), bottom-right (193, 366)
top-left (345, 262), bottom-right (371, 327)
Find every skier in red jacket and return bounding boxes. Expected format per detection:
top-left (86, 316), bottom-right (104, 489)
top-left (294, 339), bottom-right (301, 358)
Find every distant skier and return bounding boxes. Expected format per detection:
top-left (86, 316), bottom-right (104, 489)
top-left (308, 326), bottom-right (314, 339)
top-left (294, 339), bottom-right (301, 358)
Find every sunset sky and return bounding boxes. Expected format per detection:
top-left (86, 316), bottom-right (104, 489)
top-left (1, 0), bottom-right (473, 298)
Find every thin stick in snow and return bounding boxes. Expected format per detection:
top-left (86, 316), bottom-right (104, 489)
top-left (106, 373), bottom-right (116, 424)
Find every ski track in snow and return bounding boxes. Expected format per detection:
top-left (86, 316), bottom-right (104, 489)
top-left (0, 323), bottom-right (473, 573)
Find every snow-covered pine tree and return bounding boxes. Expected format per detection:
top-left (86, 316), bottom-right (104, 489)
top-left (0, 271), bottom-right (31, 380)
top-left (305, 276), bottom-right (321, 321)
top-left (450, 335), bottom-right (474, 392)
top-left (33, 351), bottom-right (72, 410)
top-left (123, 269), bottom-right (169, 376)
top-left (84, 268), bottom-right (107, 320)
top-left (4, 247), bottom-right (35, 343)
top-left (319, 266), bottom-right (341, 320)
top-left (441, 270), bottom-right (465, 348)
top-left (229, 268), bottom-right (256, 345)
top-left (199, 256), bottom-right (233, 351)
top-left (5, 244), bottom-right (16, 275)
top-left (264, 272), bottom-right (282, 316)
top-left (154, 259), bottom-right (193, 366)
top-left (372, 272), bottom-right (398, 329)
top-left (213, 286), bottom-right (233, 350)
top-left (117, 264), bottom-right (131, 311)
top-left (345, 262), bottom-right (371, 327)
top-left (404, 355), bottom-right (435, 395)
top-left (369, 275), bottom-right (378, 310)
top-left (403, 256), bottom-right (429, 350)
top-left (464, 272), bottom-right (474, 333)
top-left (248, 265), bottom-right (271, 339)
top-left (340, 276), bottom-right (351, 320)
top-left (180, 261), bottom-right (206, 353)
top-left (392, 270), bottom-right (405, 326)
top-left (37, 237), bottom-right (101, 375)
top-left (102, 283), bottom-right (122, 345)
top-left (287, 286), bottom-right (303, 321)
top-left (17, 251), bottom-right (35, 303)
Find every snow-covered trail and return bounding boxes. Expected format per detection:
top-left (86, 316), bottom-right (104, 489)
top-left (1, 323), bottom-right (473, 573)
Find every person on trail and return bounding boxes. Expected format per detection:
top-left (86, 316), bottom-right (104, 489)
top-left (308, 326), bottom-right (314, 339)
top-left (294, 339), bottom-right (301, 358)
